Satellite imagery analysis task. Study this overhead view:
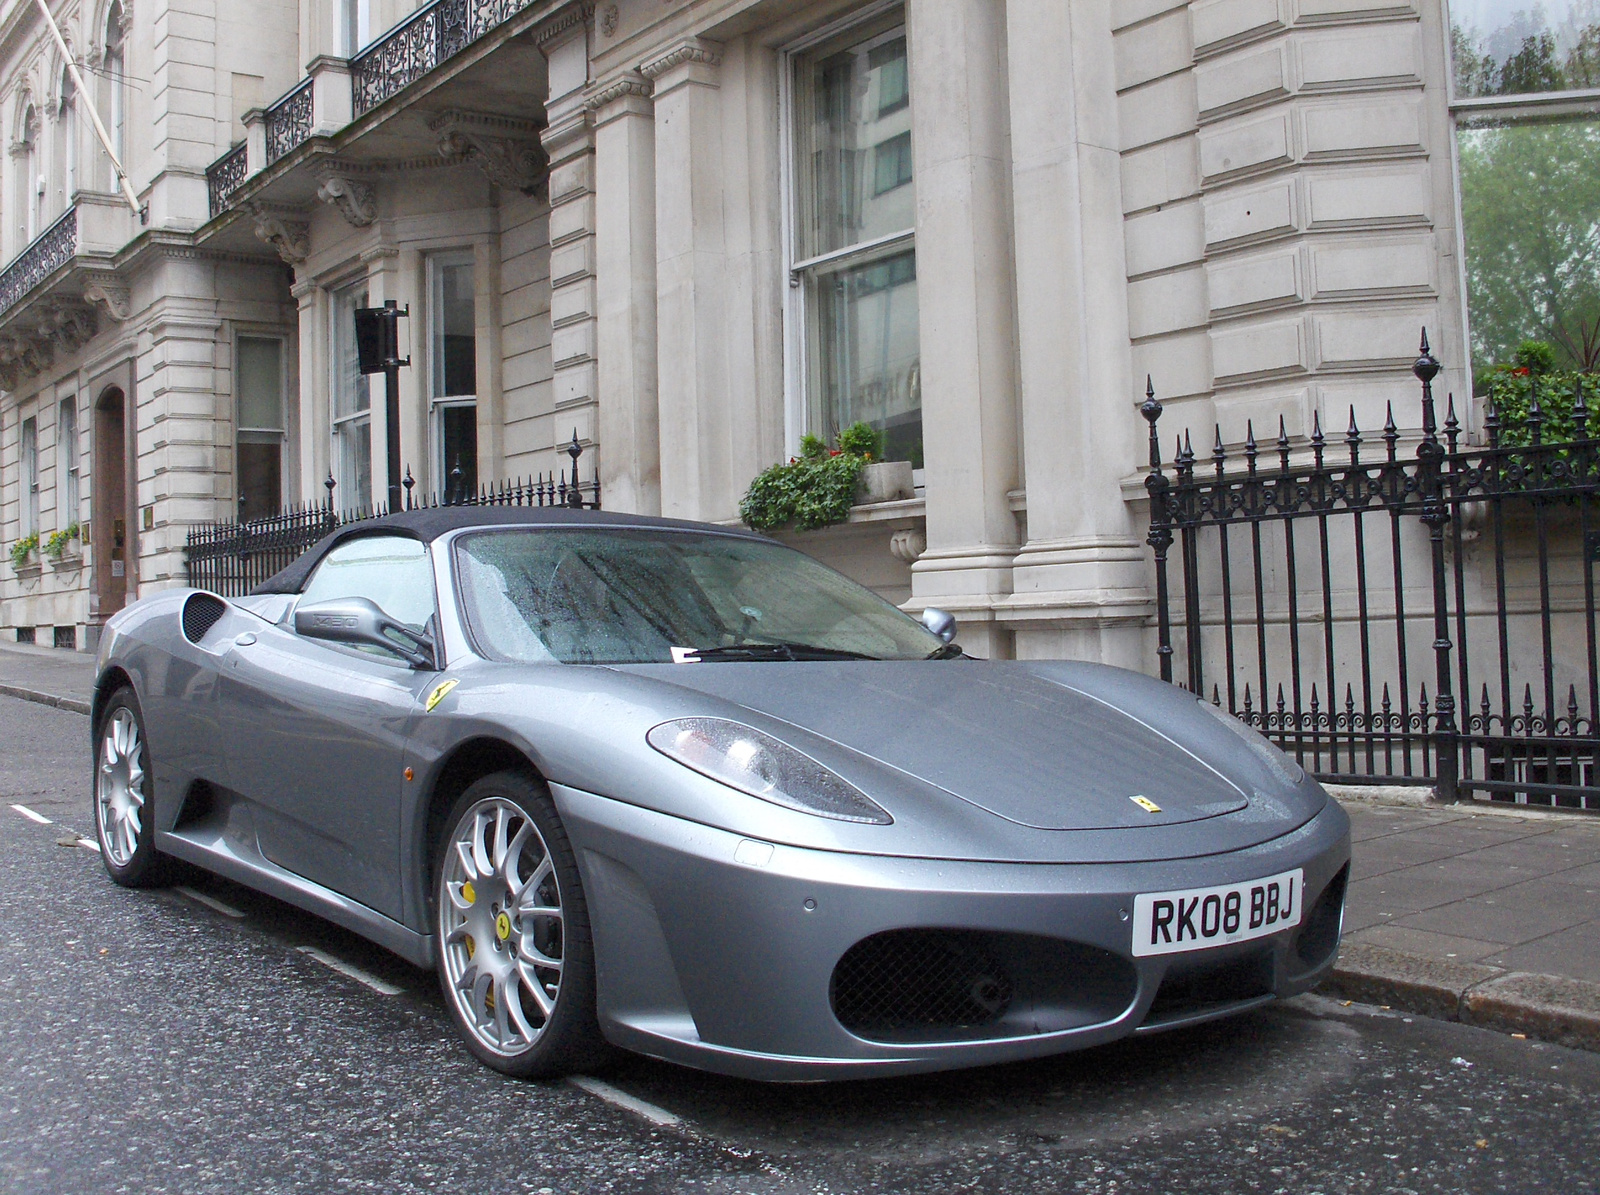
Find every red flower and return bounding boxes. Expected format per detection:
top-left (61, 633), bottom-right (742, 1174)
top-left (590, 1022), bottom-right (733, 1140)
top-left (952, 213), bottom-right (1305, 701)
top-left (1512, 367), bottom-right (1530, 377)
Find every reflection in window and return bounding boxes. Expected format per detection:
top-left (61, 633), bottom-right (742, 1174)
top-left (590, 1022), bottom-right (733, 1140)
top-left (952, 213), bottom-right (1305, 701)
top-left (791, 15), bottom-right (920, 465)
top-left (431, 256), bottom-right (478, 502)
top-left (1451, 0), bottom-right (1600, 97)
top-left (58, 397), bottom-right (78, 524)
top-left (1458, 118), bottom-right (1600, 382)
top-left (20, 416), bottom-right (38, 538)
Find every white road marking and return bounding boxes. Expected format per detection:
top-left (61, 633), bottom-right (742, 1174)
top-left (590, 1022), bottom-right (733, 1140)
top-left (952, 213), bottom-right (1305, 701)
top-left (567, 1075), bottom-right (683, 1128)
top-left (9, 803), bottom-right (51, 824)
top-left (76, 837), bottom-right (101, 853)
top-left (295, 945), bottom-right (404, 995)
top-left (175, 886), bottom-right (246, 919)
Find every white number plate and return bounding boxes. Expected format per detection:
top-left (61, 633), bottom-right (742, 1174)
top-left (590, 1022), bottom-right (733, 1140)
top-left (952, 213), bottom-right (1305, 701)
top-left (1131, 868), bottom-right (1303, 957)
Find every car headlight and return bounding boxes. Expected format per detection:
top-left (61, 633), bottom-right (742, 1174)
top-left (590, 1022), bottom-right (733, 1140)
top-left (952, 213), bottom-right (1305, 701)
top-left (1198, 698), bottom-right (1306, 787)
top-left (647, 717), bottom-right (893, 825)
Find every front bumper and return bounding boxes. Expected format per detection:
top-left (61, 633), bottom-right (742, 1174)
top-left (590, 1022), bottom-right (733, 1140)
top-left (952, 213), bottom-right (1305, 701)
top-left (553, 784), bottom-right (1351, 1081)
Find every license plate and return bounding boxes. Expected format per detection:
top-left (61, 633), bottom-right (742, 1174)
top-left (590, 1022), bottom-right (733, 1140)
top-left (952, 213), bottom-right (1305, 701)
top-left (1131, 868), bottom-right (1303, 957)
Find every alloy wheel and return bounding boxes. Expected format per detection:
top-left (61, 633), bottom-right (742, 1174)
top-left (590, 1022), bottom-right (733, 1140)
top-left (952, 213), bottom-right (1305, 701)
top-left (96, 707), bottom-right (146, 868)
top-left (438, 798), bottom-right (565, 1057)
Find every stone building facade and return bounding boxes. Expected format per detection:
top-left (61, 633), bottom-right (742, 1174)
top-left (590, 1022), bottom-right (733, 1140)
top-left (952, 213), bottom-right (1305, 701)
top-left (3, 0), bottom-right (1577, 665)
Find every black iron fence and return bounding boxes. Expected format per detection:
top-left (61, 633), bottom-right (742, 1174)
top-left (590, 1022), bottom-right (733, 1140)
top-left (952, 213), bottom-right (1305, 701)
top-left (186, 436), bottom-right (599, 597)
top-left (1145, 332), bottom-right (1600, 812)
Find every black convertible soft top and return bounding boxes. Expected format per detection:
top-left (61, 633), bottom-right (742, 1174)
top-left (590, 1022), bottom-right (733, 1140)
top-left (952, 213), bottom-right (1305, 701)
top-left (250, 506), bottom-right (759, 595)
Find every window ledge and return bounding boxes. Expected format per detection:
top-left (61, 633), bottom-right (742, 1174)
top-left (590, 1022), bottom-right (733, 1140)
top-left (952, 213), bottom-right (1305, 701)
top-left (847, 496), bottom-right (924, 524)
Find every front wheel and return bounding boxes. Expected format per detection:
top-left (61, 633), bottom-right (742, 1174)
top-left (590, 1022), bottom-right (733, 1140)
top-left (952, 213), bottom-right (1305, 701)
top-left (434, 772), bottom-right (611, 1078)
top-left (94, 687), bottom-right (173, 888)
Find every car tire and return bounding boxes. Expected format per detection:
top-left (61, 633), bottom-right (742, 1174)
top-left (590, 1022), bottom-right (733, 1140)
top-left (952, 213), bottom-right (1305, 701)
top-left (93, 686), bottom-right (175, 888)
top-left (433, 771), bottom-right (612, 1079)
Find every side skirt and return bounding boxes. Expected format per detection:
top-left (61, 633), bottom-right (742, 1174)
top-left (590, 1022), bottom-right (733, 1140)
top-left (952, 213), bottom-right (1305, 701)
top-left (158, 824), bottom-right (435, 969)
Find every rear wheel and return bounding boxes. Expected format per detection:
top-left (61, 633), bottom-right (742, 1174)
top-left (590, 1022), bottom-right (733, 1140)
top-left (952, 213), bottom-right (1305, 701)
top-left (94, 687), bottom-right (173, 888)
top-left (434, 772), bottom-right (610, 1078)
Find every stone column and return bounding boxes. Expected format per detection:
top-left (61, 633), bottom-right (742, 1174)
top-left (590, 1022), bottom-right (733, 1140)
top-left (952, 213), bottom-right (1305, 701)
top-left (589, 73), bottom-right (660, 515)
top-left (643, 38), bottom-right (727, 522)
top-left (905, 0), bottom-right (1020, 659)
top-left (1001, 0), bottom-right (1149, 667)
top-left (291, 276), bottom-right (327, 503)
top-left (541, 18), bottom-right (600, 480)
top-left (361, 244), bottom-right (401, 507)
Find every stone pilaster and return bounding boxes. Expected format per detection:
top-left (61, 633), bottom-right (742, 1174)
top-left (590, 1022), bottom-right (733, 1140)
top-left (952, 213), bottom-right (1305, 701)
top-left (643, 38), bottom-right (726, 522)
top-left (292, 276), bottom-right (328, 503)
top-left (1000, 0), bottom-right (1150, 668)
top-left (905, 0), bottom-right (1020, 659)
top-left (589, 72), bottom-right (659, 515)
top-left (540, 20), bottom-right (600, 474)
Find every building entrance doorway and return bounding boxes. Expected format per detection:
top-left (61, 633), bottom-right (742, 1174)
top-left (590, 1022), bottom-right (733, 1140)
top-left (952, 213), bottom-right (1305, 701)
top-left (92, 385), bottom-right (129, 617)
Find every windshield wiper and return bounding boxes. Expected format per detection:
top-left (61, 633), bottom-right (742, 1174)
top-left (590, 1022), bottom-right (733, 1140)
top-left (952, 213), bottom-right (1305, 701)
top-left (682, 641), bottom-right (880, 662)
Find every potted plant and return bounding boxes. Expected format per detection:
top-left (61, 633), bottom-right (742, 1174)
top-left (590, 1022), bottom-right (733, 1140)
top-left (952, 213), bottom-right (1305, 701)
top-left (8, 532), bottom-right (39, 573)
top-left (43, 523), bottom-right (80, 564)
top-left (740, 422), bottom-right (911, 532)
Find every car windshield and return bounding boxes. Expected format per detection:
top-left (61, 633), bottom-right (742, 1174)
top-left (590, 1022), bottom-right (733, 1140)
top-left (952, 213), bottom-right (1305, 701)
top-left (453, 527), bottom-right (946, 664)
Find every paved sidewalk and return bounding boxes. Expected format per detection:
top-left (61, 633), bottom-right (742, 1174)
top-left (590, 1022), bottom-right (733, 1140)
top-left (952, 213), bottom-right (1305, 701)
top-left (0, 640), bottom-right (95, 711)
top-left (0, 642), bottom-right (1596, 1046)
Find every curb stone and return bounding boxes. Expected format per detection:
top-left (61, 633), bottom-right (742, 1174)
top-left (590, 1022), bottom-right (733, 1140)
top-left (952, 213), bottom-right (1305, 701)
top-left (0, 682), bottom-right (91, 716)
top-left (1321, 941), bottom-right (1600, 1053)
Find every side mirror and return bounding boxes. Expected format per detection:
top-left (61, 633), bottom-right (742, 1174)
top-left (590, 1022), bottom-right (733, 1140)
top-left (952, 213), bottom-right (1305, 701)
top-left (919, 607), bottom-right (957, 644)
top-left (294, 597), bottom-right (436, 670)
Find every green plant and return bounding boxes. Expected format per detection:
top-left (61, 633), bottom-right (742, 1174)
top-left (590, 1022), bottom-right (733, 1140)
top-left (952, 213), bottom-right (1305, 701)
top-left (1483, 341), bottom-right (1600, 447)
top-left (739, 423), bottom-right (884, 532)
top-left (9, 532), bottom-right (39, 571)
top-left (43, 524), bottom-right (80, 560)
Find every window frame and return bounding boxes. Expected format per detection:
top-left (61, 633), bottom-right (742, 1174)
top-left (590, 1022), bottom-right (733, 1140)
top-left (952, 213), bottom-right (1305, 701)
top-left (329, 278), bottom-right (373, 510)
top-left (1443, 0), bottom-right (1600, 391)
top-left (427, 251), bottom-right (479, 501)
top-left (19, 413), bottom-right (38, 539)
top-left (295, 532), bottom-right (439, 663)
top-left (778, 0), bottom-right (916, 463)
top-left (57, 396), bottom-right (78, 525)
top-left (236, 334), bottom-right (287, 520)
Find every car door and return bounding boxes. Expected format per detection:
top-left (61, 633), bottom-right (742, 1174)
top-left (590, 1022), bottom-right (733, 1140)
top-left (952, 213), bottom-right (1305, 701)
top-left (217, 534), bottom-right (438, 919)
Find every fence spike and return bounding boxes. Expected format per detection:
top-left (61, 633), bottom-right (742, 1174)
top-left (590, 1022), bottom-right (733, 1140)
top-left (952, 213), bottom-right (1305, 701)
top-left (1444, 394), bottom-right (1460, 454)
top-left (1528, 379), bottom-right (1545, 447)
top-left (1383, 402), bottom-right (1399, 462)
top-left (1483, 395), bottom-right (1500, 448)
top-left (1213, 424), bottom-right (1226, 478)
top-left (1346, 405), bottom-right (1361, 465)
top-left (1245, 421), bottom-right (1259, 474)
top-left (1569, 684), bottom-right (1580, 723)
top-left (1276, 415), bottom-right (1291, 471)
top-left (1140, 376), bottom-right (1163, 471)
top-left (1311, 409), bottom-right (1325, 467)
top-left (1211, 683), bottom-right (1221, 706)
top-left (1574, 376), bottom-right (1590, 439)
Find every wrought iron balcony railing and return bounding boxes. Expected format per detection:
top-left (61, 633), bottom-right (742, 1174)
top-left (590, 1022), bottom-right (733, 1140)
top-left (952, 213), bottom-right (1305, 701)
top-left (0, 207), bottom-right (78, 319)
top-left (351, 0), bottom-right (536, 116)
top-left (207, 143), bottom-right (248, 219)
top-left (266, 78), bottom-right (314, 165)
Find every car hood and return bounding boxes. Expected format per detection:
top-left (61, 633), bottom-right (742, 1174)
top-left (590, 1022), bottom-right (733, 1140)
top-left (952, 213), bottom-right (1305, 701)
top-left (612, 660), bottom-right (1252, 831)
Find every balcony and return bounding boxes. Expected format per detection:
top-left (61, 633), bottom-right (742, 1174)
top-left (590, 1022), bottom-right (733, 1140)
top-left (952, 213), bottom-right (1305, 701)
top-left (204, 0), bottom-right (556, 220)
top-left (0, 208), bottom-right (76, 320)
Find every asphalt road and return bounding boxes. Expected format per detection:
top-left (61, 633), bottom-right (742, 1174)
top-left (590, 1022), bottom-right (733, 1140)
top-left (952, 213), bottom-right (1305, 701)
top-left (2, 692), bottom-right (1598, 1195)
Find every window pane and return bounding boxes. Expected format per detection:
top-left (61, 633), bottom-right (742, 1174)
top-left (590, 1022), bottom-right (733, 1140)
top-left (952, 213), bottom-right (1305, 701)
top-left (333, 284), bottom-right (371, 419)
top-left (440, 403), bottom-right (478, 501)
top-left (807, 248), bottom-right (922, 465)
top-left (796, 29), bottom-right (914, 258)
top-left (1458, 118), bottom-right (1600, 383)
top-left (58, 399), bottom-right (78, 519)
top-left (238, 337), bottom-right (283, 431)
top-left (338, 419), bottom-right (372, 509)
top-left (237, 438), bottom-right (282, 522)
top-left (434, 261), bottom-right (476, 398)
top-left (1451, 0), bottom-right (1600, 97)
top-left (301, 535), bottom-right (435, 633)
top-left (21, 417), bottom-right (37, 536)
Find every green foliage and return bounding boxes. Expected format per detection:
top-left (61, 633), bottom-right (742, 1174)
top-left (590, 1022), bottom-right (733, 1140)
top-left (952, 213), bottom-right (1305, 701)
top-left (739, 422), bottom-right (886, 532)
top-left (1482, 342), bottom-right (1600, 447)
top-left (836, 421), bottom-right (883, 460)
top-left (42, 524), bottom-right (80, 560)
top-left (1452, 15), bottom-right (1600, 97)
top-left (9, 533), bottom-right (39, 571)
top-left (1459, 118), bottom-right (1600, 381)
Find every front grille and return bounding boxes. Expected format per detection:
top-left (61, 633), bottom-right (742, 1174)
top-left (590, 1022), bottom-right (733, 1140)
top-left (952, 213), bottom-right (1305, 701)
top-left (181, 592), bottom-right (227, 644)
top-left (832, 930), bottom-right (1014, 1038)
top-left (1145, 945), bottom-right (1274, 1025)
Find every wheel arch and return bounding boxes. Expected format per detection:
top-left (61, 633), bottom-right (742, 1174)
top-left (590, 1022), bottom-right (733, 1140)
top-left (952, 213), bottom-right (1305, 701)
top-left (418, 736), bottom-right (547, 889)
top-left (91, 666), bottom-right (134, 733)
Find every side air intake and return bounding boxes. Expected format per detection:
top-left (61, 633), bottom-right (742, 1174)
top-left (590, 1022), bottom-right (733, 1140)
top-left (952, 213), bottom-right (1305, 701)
top-left (181, 592), bottom-right (228, 644)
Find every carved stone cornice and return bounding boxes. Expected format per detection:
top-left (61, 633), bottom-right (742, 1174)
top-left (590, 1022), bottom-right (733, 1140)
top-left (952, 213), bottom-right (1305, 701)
top-left (640, 38), bottom-right (723, 79)
top-left (38, 299), bottom-right (99, 352)
top-left (534, 0), bottom-right (594, 44)
top-left (247, 202), bottom-right (310, 265)
top-left (314, 167), bottom-right (377, 228)
top-left (0, 297), bottom-right (100, 388)
top-left (585, 72), bottom-right (652, 112)
top-left (428, 110), bottom-right (546, 196)
top-left (82, 271), bottom-right (130, 321)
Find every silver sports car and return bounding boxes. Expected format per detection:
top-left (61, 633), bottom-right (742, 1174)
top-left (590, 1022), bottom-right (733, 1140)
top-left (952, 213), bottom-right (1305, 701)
top-left (92, 507), bottom-right (1350, 1081)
